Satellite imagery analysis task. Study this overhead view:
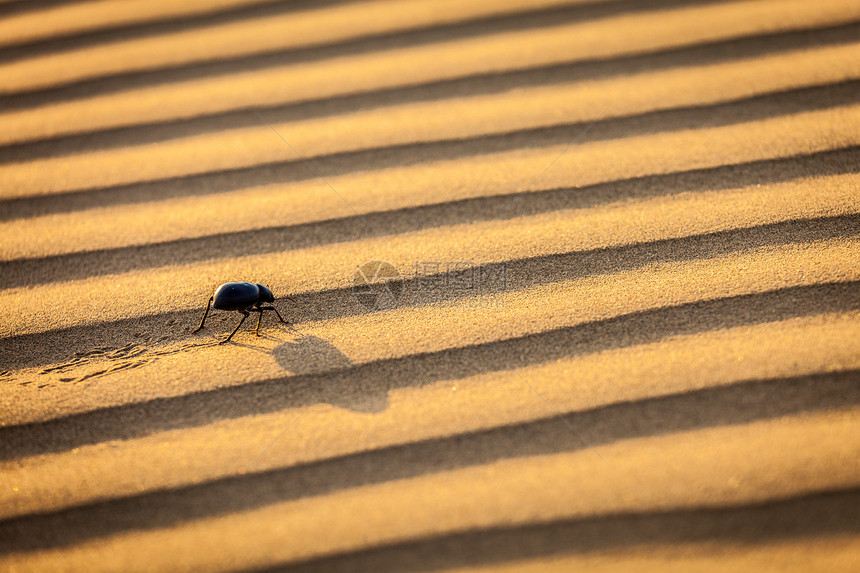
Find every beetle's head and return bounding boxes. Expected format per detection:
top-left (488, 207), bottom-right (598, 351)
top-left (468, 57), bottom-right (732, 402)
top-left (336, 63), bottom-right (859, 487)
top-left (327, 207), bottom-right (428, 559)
top-left (256, 284), bottom-right (275, 303)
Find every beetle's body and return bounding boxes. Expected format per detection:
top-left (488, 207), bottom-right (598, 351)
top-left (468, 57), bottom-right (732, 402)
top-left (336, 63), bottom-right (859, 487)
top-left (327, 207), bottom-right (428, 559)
top-left (213, 282), bottom-right (271, 310)
top-left (193, 282), bottom-right (295, 343)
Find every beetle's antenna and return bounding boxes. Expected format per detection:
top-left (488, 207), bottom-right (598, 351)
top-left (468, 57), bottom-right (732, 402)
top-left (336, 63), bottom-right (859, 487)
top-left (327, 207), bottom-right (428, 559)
top-left (283, 296), bottom-right (298, 306)
top-left (193, 296), bottom-right (213, 333)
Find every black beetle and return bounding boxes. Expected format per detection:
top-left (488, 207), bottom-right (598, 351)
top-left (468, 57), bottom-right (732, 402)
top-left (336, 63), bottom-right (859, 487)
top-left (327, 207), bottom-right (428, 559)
top-left (193, 282), bottom-right (297, 344)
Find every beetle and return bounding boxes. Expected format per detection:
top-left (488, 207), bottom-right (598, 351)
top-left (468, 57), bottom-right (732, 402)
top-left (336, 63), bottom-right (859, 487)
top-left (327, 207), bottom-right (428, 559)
top-left (193, 282), bottom-right (297, 344)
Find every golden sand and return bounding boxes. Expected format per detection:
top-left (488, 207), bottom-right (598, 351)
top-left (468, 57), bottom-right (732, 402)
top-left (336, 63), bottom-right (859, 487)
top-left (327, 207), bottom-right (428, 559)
top-left (1, 0), bottom-right (858, 571)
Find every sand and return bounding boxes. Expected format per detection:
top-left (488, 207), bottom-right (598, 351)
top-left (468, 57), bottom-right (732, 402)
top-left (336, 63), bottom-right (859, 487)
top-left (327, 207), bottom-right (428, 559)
top-left (1, 0), bottom-right (858, 571)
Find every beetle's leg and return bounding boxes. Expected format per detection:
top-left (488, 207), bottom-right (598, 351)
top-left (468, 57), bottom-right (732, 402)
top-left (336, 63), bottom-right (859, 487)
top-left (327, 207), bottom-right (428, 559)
top-left (254, 309), bottom-right (264, 336)
top-left (258, 305), bottom-right (288, 324)
top-left (220, 311), bottom-right (249, 344)
top-left (193, 296), bottom-right (213, 333)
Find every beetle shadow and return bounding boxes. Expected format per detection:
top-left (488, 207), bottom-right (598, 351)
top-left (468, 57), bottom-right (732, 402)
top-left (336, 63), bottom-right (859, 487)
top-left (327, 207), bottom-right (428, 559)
top-left (272, 334), bottom-right (389, 413)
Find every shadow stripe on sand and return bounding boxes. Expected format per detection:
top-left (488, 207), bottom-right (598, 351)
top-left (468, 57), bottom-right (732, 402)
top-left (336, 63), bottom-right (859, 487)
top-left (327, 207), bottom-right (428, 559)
top-left (2, 20), bottom-right (857, 163)
top-left (0, 0), bottom-right (360, 62)
top-left (1, 150), bottom-right (857, 288)
top-left (260, 489), bottom-right (860, 573)
top-left (1, 281), bottom-right (857, 461)
top-left (0, 0), bottom-right (796, 106)
top-left (1, 210), bottom-right (858, 369)
top-left (3, 79), bottom-right (858, 221)
top-left (0, 369), bottom-right (856, 553)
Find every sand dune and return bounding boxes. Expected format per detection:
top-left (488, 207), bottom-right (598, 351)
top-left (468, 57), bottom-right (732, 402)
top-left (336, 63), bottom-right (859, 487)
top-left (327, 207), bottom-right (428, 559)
top-left (5, 41), bottom-right (860, 197)
top-left (1, 0), bottom-right (858, 571)
top-left (4, 0), bottom-right (860, 144)
top-left (0, 0), bottom-right (609, 87)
